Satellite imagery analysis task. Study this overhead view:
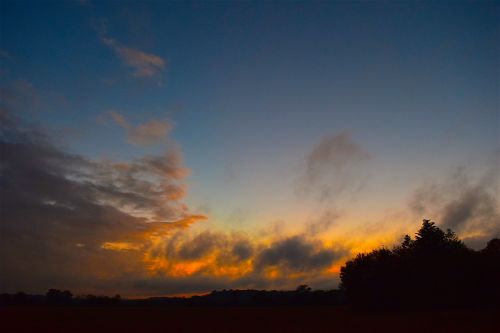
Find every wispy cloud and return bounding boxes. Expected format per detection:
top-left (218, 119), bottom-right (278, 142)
top-left (92, 18), bottom-right (165, 78)
top-left (103, 110), bottom-right (173, 146)
top-left (253, 235), bottom-right (343, 273)
top-left (101, 36), bottom-right (165, 78)
top-left (298, 131), bottom-right (371, 202)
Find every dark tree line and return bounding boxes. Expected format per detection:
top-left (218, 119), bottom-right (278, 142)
top-left (182, 287), bottom-right (344, 307)
top-left (0, 289), bottom-right (123, 306)
top-left (0, 287), bottom-right (344, 307)
top-left (340, 220), bottom-right (500, 309)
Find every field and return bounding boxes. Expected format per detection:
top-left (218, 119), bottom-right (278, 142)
top-left (1, 306), bottom-right (499, 333)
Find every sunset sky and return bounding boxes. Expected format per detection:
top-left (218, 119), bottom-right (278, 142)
top-left (0, 0), bottom-right (498, 297)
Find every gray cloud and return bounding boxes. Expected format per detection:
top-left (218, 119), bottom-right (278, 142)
top-left (298, 132), bottom-right (371, 202)
top-left (231, 238), bottom-right (254, 261)
top-left (441, 185), bottom-right (497, 230)
top-left (409, 168), bottom-right (499, 248)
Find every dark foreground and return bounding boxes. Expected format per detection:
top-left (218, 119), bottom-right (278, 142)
top-left (1, 306), bottom-right (499, 333)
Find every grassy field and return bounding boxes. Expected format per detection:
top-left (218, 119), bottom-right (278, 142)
top-left (1, 306), bottom-right (499, 333)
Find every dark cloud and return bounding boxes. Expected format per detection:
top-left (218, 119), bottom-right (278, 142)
top-left (254, 236), bottom-right (343, 273)
top-left (231, 238), bottom-right (254, 261)
top-left (0, 109), bottom-right (202, 293)
top-left (177, 231), bottom-right (223, 260)
top-left (298, 132), bottom-right (371, 202)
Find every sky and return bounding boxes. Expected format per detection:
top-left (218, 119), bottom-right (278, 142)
top-left (0, 0), bottom-right (498, 297)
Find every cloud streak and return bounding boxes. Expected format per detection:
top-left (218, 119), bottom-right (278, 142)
top-left (104, 111), bottom-right (173, 146)
top-left (93, 19), bottom-right (165, 78)
top-left (101, 37), bottom-right (165, 77)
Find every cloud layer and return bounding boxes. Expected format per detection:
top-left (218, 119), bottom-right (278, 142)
top-left (0, 109), bottom-right (204, 294)
top-left (0, 109), bottom-right (346, 296)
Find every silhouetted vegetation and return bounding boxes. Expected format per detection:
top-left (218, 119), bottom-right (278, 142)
top-left (0, 290), bottom-right (123, 307)
top-left (0, 287), bottom-right (344, 307)
top-left (340, 220), bottom-right (500, 309)
top-left (184, 288), bottom-right (344, 307)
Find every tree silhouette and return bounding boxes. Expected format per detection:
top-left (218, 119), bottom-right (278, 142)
top-left (295, 285), bottom-right (312, 293)
top-left (340, 220), bottom-right (499, 309)
top-left (483, 238), bottom-right (500, 254)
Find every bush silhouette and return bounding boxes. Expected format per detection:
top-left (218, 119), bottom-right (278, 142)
top-left (340, 220), bottom-right (500, 309)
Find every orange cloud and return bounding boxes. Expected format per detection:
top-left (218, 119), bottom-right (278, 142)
top-left (101, 242), bottom-right (142, 251)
